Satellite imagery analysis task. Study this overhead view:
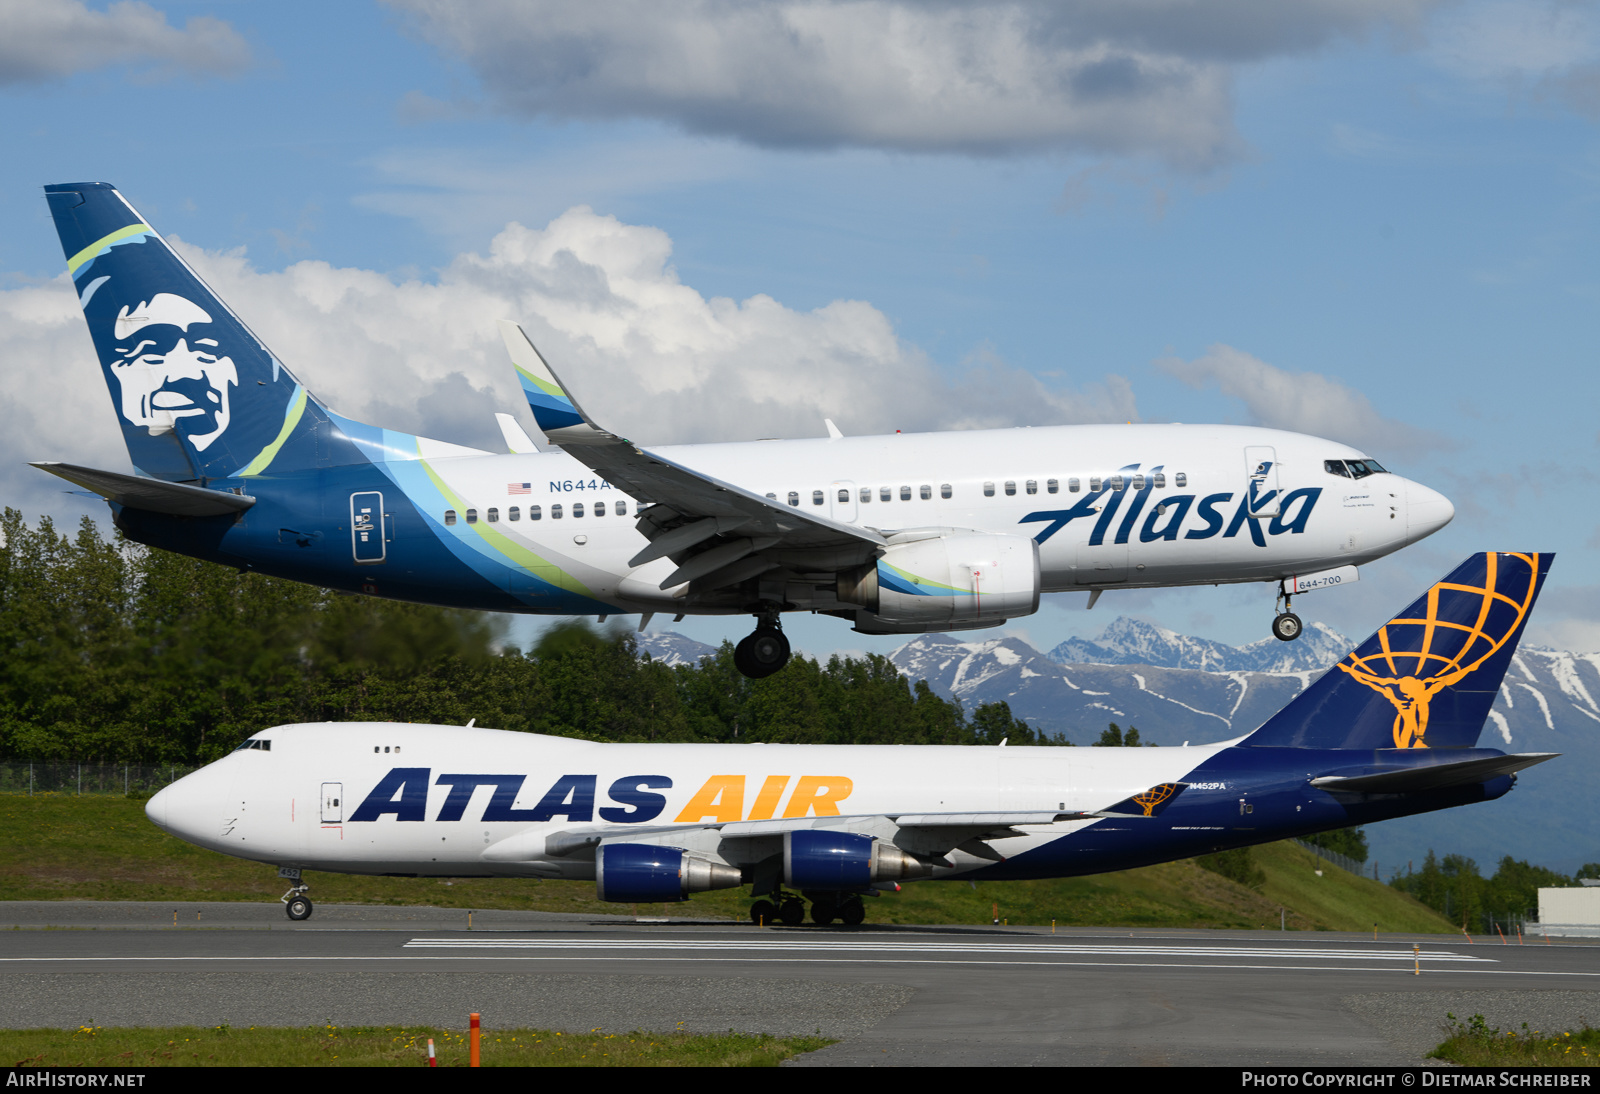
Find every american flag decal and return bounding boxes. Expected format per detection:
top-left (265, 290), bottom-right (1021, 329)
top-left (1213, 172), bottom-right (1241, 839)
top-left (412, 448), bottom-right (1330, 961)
top-left (508, 483), bottom-right (531, 495)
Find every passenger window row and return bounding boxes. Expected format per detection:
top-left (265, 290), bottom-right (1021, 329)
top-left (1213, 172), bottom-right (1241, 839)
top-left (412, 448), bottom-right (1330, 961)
top-left (444, 500), bottom-right (630, 526)
top-left (768, 485), bottom-right (955, 507)
top-left (983, 472), bottom-right (1187, 496)
top-left (764, 472), bottom-right (1192, 508)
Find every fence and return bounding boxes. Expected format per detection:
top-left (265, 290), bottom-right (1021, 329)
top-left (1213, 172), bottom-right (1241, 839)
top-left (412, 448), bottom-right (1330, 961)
top-left (0, 762), bottom-right (197, 796)
top-left (1292, 838), bottom-right (1368, 878)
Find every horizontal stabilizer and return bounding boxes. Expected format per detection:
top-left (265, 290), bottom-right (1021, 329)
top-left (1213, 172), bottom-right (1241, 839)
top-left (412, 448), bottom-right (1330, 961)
top-left (1311, 752), bottom-right (1558, 794)
top-left (32, 461), bottom-right (254, 517)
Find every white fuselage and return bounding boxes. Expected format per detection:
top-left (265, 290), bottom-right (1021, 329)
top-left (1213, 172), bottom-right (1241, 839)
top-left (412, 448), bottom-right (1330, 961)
top-left (398, 422), bottom-right (1451, 615)
top-left (148, 723), bottom-right (1236, 881)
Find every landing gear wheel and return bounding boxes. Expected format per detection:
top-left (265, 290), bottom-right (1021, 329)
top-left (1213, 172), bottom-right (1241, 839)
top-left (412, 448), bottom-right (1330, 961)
top-left (1272, 612), bottom-right (1303, 642)
top-left (734, 626), bottom-right (790, 679)
top-left (749, 899), bottom-right (777, 925)
top-left (286, 896), bottom-right (313, 921)
top-left (839, 897), bottom-right (866, 926)
top-left (779, 898), bottom-right (805, 926)
top-left (810, 899), bottom-right (837, 926)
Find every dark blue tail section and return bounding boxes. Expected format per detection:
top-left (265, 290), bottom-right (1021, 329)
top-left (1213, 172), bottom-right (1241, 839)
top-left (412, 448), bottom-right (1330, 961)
top-left (45, 182), bottom-right (349, 482)
top-left (1243, 552), bottom-right (1552, 750)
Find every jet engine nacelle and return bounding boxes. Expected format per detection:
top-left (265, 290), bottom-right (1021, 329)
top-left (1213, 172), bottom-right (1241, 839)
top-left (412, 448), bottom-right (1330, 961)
top-left (837, 532), bottom-right (1041, 626)
top-left (783, 830), bottom-right (933, 890)
top-left (595, 842), bottom-right (742, 903)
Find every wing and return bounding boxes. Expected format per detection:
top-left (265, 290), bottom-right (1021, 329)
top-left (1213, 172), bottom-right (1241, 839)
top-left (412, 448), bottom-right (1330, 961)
top-left (511, 785), bottom-right (1190, 871)
top-left (498, 321), bottom-right (884, 594)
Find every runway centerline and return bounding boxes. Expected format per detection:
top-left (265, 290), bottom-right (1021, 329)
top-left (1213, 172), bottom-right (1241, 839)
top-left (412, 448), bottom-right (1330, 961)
top-left (399, 937), bottom-right (1496, 964)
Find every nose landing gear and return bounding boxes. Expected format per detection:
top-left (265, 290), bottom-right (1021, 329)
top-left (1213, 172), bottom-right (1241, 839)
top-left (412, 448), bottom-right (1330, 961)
top-left (732, 612), bottom-right (790, 678)
top-left (1272, 591), bottom-right (1302, 642)
top-left (280, 870), bottom-right (313, 920)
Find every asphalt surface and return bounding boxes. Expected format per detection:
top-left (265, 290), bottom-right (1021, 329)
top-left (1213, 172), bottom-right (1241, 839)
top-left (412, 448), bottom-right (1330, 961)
top-left (4, 901), bottom-right (1600, 1066)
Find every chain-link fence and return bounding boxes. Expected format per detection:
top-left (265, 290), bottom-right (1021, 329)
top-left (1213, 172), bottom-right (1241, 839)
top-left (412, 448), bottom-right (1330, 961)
top-left (0, 762), bottom-right (197, 795)
top-left (1292, 838), bottom-right (1367, 878)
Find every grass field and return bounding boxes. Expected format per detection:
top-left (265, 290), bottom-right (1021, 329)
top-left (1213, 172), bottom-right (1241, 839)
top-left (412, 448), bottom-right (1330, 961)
top-left (0, 1023), bottom-right (832, 1067)
top-left (0, 792), bottom-right (1457, 932)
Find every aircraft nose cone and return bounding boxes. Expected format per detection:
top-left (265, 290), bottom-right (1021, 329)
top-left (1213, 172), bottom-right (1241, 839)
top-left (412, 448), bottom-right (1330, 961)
top-left (145, 785), bottom-right (170, 832)
top-left (145, 769), bottom-right (219, 847)
top-left (1406, 481), bottom-right (1455, 545)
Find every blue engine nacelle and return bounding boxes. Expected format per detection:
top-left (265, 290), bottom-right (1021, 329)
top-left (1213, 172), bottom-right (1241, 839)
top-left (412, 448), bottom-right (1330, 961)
top-left (595, 843), bottom-right (742, 903)
top-left (783, 830), bottom-right (931, 890)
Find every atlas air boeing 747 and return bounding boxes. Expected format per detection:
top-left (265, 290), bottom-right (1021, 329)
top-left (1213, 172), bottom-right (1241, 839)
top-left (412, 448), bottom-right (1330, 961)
top-left (37, 182), bottom-right (1454, 676)
top-left (147, 553), bottom-right (1556, 926)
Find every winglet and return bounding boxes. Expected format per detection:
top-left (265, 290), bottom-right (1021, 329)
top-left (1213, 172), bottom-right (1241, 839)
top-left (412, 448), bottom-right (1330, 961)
top-left (496, 320), bottom-right (618, 444)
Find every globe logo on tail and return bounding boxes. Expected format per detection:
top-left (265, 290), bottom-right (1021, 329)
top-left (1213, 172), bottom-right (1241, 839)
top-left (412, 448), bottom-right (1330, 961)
top-left (1132, 783), bottom-right (1181, 817)
top-left (1335, 552), bottom-right (1541, 749)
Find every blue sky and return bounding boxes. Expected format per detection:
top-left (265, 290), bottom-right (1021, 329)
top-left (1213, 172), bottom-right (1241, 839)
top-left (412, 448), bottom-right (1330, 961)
top-left (4, 0), bottom-right (1600, 663)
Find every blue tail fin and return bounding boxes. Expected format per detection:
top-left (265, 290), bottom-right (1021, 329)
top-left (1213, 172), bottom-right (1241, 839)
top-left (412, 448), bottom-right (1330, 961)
top-left (1243, 552), bottom-right (1552, 750)
top-left (45, 182), bottom-right (342, 482)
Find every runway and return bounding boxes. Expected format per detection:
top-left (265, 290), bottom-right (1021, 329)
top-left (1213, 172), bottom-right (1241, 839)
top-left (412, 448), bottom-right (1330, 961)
top-left (4, 901), bottom-right (1599, 1067)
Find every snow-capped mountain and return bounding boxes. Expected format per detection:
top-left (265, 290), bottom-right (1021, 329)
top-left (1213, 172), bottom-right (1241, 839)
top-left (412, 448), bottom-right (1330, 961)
top-left (891, 631), bottom-right (1312, 744)
top-left (1048, 616), bottom-right (1353, 673)
top-left (635, 631), bottom-right (719, 667)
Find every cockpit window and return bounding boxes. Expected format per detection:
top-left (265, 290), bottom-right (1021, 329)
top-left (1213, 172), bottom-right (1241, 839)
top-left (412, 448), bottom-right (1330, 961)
top-left (232, 739), bottom-right (271, 752)
top-left (1346, 459), bottom-right (1388, 479)
top-left (1324, 459), bottom-right (1351, 478)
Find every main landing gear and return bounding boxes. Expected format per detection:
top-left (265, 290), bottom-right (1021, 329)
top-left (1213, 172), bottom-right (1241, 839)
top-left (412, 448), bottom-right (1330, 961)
top-left (732, 611), bottom-right (790, 679)
top-left (1271, 591), bottom-right (1303, 643)
top-left (748, 889), bottom-right (867, 927)
top-left (808, 892), bottom-right (867, 926)
top-left (749, 895), bottom-right (804, 926)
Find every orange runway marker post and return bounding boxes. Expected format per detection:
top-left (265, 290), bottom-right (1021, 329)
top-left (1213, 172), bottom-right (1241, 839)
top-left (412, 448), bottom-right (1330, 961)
top-left (427, 1038), bottom-right (437, 1067)
top-left (470, 1013), bottom-right (480, 1067)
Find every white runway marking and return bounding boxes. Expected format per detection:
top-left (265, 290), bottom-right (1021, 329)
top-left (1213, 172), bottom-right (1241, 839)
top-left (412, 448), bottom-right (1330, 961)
top-left (400, 938), bottom-right (1495, 963)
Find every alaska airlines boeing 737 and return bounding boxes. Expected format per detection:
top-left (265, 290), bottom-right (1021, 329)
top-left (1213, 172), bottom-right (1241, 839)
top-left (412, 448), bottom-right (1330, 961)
top-left (147, 553), bottom-right (1555, 926)
top-left (38, 182), bottom-right (1454, 676)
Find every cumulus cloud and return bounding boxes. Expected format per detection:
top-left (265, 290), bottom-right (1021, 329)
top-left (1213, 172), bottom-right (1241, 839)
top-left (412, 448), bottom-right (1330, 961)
top-left (1155, 344), bottom-right (1449, 455)
top-left (0, 0), bottom-right (250, 85)
top-left (387, 0), bottom-right (1436, 169)
top-left (3, 206), bottom-right (1133, 518)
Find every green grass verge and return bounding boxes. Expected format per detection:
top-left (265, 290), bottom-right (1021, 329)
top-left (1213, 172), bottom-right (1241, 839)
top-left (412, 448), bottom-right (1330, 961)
top-left (1429, 1014), bottom-right (1600, 1067)
top-left (1, 793), bottom-right (1456, 932)
top-left (1, 1023), bottom-right (831, 1067)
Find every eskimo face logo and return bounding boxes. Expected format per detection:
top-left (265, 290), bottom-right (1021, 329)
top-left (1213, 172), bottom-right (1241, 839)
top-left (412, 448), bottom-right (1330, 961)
top-left (1335, 552), bottom-right (1540, 748)
top-left (109, 293), bottom-right (238, 451)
